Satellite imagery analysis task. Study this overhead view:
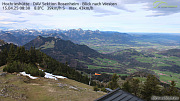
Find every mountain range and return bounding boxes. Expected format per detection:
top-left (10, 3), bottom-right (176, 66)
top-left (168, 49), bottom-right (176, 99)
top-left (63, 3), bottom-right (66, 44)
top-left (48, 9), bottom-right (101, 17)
top-left (1, 29), bottom-right (180, 53)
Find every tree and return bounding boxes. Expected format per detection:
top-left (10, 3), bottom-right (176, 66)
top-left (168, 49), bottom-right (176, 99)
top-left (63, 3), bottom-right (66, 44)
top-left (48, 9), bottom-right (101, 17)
top-left (19, 46), bottom-right (27, 63)
top-left (108, 73), bottom-right (119, 90)
top-left (164, 81), bottom-right (179, 96)
top-left (130, 78), bottom-right (140, 96)
top-left (0, 48), bottom-right (8, 66)
top-left (122, 81), bottom-right (131, 93)
top-left (15, 47), bottom-right (20, 61)
top-left (7, 44), bottom-right (16, 63)
top-left (28, 46), bottom-right (37, 63)
top-left (94, 86), bottom-right (99, 92)
top-left (141, 75), bottom-right (161, 100)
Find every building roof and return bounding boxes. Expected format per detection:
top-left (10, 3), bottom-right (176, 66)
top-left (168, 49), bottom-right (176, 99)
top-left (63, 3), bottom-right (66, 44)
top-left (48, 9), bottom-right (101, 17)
top-left (95, 88), bottom-right (144, 101)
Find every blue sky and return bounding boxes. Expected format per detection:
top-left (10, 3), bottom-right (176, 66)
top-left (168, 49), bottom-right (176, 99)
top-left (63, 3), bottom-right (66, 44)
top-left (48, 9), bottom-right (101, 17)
top-left (0, 0), bottom-right (180, 33)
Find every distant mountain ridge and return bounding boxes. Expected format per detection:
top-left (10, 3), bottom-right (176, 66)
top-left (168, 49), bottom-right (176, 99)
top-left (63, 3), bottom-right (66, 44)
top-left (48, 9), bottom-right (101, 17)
top-left (0, 33), bottom-right (36, 46)
top-left (63, 28), bottom-right (132, 44)
top-left (1, 29), bottom-right (180, 53)
top-left (0, 33), bottom-right (21, 45)
top-left (0, 30), bottom-right (70, 46)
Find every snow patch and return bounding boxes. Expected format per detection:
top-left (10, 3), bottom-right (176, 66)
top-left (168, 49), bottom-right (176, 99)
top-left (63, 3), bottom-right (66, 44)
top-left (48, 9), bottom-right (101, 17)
top-left (39, 69), bottom-right (67, 80)
top-left (20, 72), bottom-right (38, 79)
top-left (44, 72), bottom-right (67, 80)
top-left (54, 75), bottom-right (67, 79)
top-left (44, 72), bottom-right (58, 80)
top-left (19, 70), bottom-right (67, 80)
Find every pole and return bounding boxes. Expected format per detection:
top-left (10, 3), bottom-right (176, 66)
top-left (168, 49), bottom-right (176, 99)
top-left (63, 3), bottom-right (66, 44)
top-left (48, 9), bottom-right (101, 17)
top-left (89, 73), bottom-right (91, 86)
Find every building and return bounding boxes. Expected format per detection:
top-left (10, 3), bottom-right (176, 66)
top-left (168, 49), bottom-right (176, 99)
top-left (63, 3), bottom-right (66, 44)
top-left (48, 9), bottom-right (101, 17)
top-left (95, 88), bottom-right (144, 101)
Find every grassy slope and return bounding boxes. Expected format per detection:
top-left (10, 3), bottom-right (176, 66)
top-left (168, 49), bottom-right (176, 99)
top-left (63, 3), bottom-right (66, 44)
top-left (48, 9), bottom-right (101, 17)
top-left (153, 70), bottom-right (180, 88)
top-left (0, 66), bottom-right (105, 101)
top-left (86, 57), bottom-right (122, 69)
top-left (133, 54), bottom-right (180, 67)
top-left (39, 40), bottom-right (55, 49)
top-left (132, 53), bottom-right (180, 88)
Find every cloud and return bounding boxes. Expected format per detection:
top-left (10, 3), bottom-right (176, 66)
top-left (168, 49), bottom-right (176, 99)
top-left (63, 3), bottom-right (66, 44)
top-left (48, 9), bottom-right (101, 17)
top-left (0, 18), bottom-right (28, 24)
top-left (93, 7), bottom-right (120, 16)
top-left (0, 21), bottom-right (17, 24)
top-left (75, 0), bottom-right (180, 17)
top-left (122, 0), bottom-right (180, 17)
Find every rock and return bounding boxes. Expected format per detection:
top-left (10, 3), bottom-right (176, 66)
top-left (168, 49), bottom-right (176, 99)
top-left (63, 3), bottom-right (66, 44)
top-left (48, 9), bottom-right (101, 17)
top-left (17, 74), bottom-right (21, 76)
top-left (3, 81), bottom-right (8, 84)
top-left (0, 73), bottom-right (7, 76)
top-left (0, 94), bottom-right (4, 96)
top-left (23, 77), bottom-right (31, 83)
top-left (1, 88), bottom-right (7, 94)
top-left (69, 86), bottom-right (79, 91)
top-left (58, 84), bottom-right (64, 87)
top-left (12, 72), bottom-right (18, 75)
top-left (57, 83), bottom-right (68, 88)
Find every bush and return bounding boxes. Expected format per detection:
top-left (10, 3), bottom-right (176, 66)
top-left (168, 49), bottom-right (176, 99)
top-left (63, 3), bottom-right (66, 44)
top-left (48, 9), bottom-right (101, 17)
top-left (101, 87), bottom-right (106, 92)
top-left (93, 86), bottom-right (99, 92)
top-left (39, 70), bottom-right (45, 77)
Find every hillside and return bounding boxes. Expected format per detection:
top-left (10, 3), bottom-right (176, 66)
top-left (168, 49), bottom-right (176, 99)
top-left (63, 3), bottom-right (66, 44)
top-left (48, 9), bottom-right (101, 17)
top-left (0, 41), bottom-right (107, 101)
top-left (24, 36), bottom-right (103, 68)
top-left (0, 43), bottom-right (96, 85)
top-left (0, 66), bottom-right (105, 101)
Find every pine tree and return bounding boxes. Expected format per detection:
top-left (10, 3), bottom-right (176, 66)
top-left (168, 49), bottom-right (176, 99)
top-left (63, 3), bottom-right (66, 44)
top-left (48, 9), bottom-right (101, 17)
top-left (130, 78), bottom-right (140, 96)
top-left (141, 75), bottom-right (161, 100)
top-left (15, 47), bottom-right (21, 61)
top-left (108, 73), bottom-right (119, 90)
top-left (7, 44), bottom-right (16, 63)
top-left (164, 81), bottom-right (179, 96)
top-left (36, 49), bottom-right (43, 63)
top-left (19, 46), bottom-right (27, 63)
top-left (122, 81), bottom-right (131, 93)
top-left (0, 48), bottom-right (8, 66)
top-left (29, 46), bottom-right (37, 63)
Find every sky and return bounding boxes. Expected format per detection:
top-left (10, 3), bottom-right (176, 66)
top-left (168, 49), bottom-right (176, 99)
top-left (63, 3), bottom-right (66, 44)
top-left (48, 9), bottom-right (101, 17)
top-left (0, 0), bottom-right (180, 33)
